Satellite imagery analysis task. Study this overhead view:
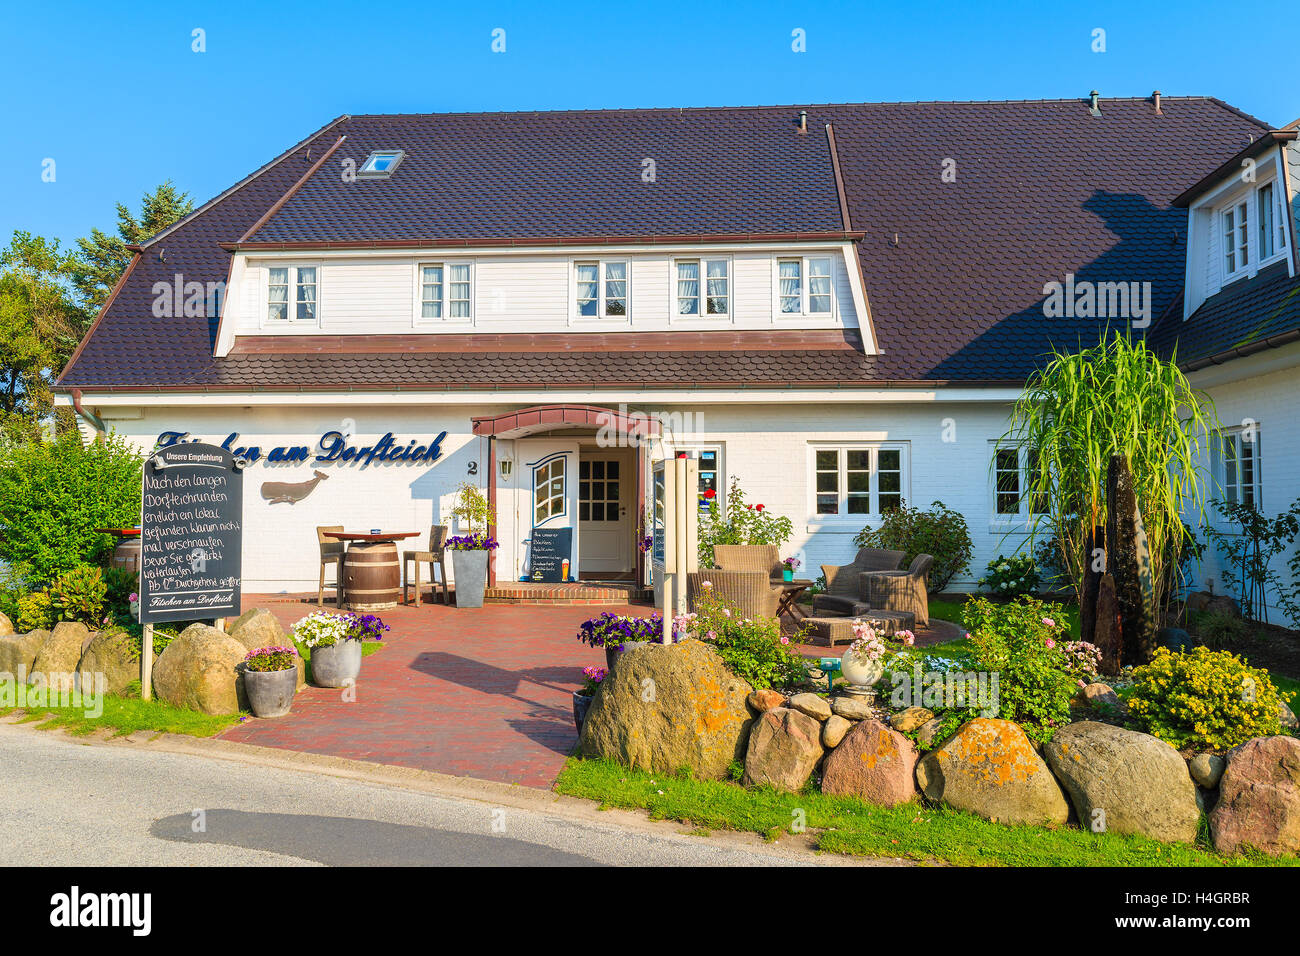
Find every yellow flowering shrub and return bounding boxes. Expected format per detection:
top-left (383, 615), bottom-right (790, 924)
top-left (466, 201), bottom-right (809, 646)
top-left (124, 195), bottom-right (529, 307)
top-left (1128, 647), bottom-right (1292, 751)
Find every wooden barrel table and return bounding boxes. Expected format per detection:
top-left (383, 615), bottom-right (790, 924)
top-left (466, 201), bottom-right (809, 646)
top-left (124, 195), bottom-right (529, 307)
top-left (342, 541), bottom-right (402, 611)
top-left (110, 536), bottom-right (142, 575)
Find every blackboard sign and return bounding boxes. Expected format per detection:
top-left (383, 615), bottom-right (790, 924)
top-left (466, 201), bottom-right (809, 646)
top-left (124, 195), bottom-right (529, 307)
top-left (139, 442), bottom-right (243, 624)
top-left (528, 527), bottom-right (574, 583)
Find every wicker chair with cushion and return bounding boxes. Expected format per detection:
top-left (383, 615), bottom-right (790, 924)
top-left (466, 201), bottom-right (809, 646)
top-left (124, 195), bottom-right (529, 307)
top-left (402, 525), bottom-right (450, 607)
top-left (316, 525), bottom-right (346, 607)
top-left (860, 553), bottom-right (934, 627)
top-left (687, 570), bottom-right (782, 620)
top-left (812, 547), bottom-right (904, 616)
top-left (712, 544), bottom-right (783, 581)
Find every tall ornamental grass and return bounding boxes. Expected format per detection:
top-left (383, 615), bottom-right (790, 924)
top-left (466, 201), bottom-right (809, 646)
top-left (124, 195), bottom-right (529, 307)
top-left (1002, 331), bottom-right (1218, 614)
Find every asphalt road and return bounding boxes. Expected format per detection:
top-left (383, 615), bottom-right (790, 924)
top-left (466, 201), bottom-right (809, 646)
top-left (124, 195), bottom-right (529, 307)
top-left (0, 724), bottom-right (846, 867)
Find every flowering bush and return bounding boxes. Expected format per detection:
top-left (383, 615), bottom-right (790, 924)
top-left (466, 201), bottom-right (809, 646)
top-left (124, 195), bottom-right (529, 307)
top-left (347, 613), bottom-right (390, 641)
top-left (244, 645), bottom-right (298, 672)
top-left (673, 586), bottom-right (805, 691)
top-left (446, 533), bottom-right (499, 551)
top-left (49, 564), bottom-right (107, 625)
top-left (962, 595), bottom-right (1078, 742)
top-left (846, 621), bottom-right (914, 663)
top-left (697, 477), bottom-right (794, 568)
top-left (1061, 639), bottom-right (1101, 685)
top-left (15, 590), bottom-right (54, 630)
top-left (979, 553), bottom-right (1040, 597)
top-left (577, 665), bottom-right (607, 697)
top-left (576, 612), bottom-right (664, 650)
top-left (292, 612), bottom-right (356, 649)
top-left (1127, 647), bottom-right (1291, 751)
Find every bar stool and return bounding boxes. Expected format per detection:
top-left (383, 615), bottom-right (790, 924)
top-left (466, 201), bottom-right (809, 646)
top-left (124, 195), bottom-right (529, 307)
top-left (403, 525), bottom-right (450, 607)
top-left (316, 525), bottom-right (345, 607)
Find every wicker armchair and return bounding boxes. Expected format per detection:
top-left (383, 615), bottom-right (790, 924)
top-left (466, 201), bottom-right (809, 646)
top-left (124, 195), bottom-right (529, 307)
top-left (712, 544), bottom-right (783, 581)
top-left (860, 554), bottom-right (934, 627)
top-left (402, 525), bottom-right (450, 606)
top-left (812, 547), bottom-right (904, 616)
top-left (687, 570), bottom-right (782, 620)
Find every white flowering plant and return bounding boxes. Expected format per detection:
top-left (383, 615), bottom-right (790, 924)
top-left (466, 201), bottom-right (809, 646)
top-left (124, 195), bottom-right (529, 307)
top-left (846, 620), bottom-right (915, 662)
top-left (292, 611), bottom-right (356, 649)
top-left (978, 552), bottom-right (1039, 597)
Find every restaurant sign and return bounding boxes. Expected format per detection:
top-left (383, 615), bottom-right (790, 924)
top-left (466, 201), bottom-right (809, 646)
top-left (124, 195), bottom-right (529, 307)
top-left (156, 430), bottom-right (447, 467)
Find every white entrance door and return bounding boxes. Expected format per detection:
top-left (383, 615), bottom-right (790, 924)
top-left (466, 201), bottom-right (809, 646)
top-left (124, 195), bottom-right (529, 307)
top-left (518, 440), bottom-right (579, 582)
top-left (579, 449), bottom-right (633, 575)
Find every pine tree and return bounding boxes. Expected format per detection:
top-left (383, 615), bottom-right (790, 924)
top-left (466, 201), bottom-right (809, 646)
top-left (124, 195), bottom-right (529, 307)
top-left (72, 181), bottom-right (195, 313)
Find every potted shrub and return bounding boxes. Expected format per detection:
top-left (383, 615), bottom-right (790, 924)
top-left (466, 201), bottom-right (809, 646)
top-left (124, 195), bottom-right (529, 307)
top-left (781, 556), bottom-right (801, 583)
top-left (242, 645), bottom-right (299, 718)
top-left (576, 611), bottom-right (665, 670)
top-left (447, 532), bottom-right (498, 608)
top-left (294, 611), bottom-right (363, 687)
top-left (841, 621), bottom-right (914, 698)
top-left (573, 665), bottom-right (606, 732)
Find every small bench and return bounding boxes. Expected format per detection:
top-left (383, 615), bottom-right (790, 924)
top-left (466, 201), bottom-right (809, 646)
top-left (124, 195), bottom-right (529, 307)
top-left (805, 610), bottom-right (917, 647)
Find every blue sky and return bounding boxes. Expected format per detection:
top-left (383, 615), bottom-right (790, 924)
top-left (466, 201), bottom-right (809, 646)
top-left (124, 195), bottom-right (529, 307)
top-left (4, 0), bottom-right (1297, 250)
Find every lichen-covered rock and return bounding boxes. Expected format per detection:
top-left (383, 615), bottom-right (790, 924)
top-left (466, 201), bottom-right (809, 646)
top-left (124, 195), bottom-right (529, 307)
top-left (822, 714), bottom-right (853, 748)
top-left (579, 639), bottom-right (752, 780)
top-left (1080, 682), bottom-right (1125, 714)
top-left (1188, 753), bottom-right (1226, 790)
top-left (228, 609), bottom-right (303, 690)
top-left (831, 695), bottom-right (874, 720)
top-left (742, 707), bottom-right (824, 791)
top-left (917, 718), bottom-right (1069, 825)
top-left (1280, 702), bottom-right (1298, 732)
top-left (1210, 736), bottom-right (1300, 857)
top-left (77, 629), bottom-right (140, 696)
top-left (747, 688), bottom-right (786, 713)
top-left (788, 692), bottom-right (831, 722)
top-left (1044, 721), bottom-right (1200, 843)
top-left (890, 706), bottom-right (934, 732)
top-left (30, 622), bottom-right (92, 691)
top-left (917, 717), bottom-right (948, 749)
top-left (0, 630), bottom-right (48, 676)
top-left (822, 718), bottom-right (918, 806)
top-left (0, 612), bottom-right (12, 637)
top-left (152, 624), bottom-right (248, 715)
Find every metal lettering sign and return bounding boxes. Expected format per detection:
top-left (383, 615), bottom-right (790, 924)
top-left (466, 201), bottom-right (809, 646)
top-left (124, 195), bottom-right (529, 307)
top-left (139, 442), bottom-right (243, 624)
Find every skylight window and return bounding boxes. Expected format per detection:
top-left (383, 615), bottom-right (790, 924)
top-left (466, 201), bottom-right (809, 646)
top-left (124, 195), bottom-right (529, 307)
top-left (357, 149), bottom-right (405, 179)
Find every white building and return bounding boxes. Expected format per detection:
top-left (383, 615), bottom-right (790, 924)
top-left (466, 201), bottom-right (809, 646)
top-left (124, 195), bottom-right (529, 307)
top-left (55, 98), bottom-right (1295, 602)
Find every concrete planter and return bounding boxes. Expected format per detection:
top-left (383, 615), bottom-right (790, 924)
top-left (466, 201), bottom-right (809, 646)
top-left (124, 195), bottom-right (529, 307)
top-left (244, 666), bottom-right (297, 718)
top-left (310, 638), bottom-right (363, 688)
top-left (452, 549), bottom-right (490, 608)
top-left (573, 691), bottom-right (593, 733)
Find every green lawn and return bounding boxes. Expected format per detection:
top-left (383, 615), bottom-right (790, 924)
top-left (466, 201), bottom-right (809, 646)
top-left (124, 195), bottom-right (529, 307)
top-left (0, 680), bottom-right (240, 737)
top-left (929, 594), bottom-right (1081, 639)
top-left (555, 757), bottom-right (1297, 867)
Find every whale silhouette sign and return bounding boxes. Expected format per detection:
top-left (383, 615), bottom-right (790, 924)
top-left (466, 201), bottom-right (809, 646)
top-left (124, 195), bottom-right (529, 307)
top-left (261, 470), bottom-right (329, 505)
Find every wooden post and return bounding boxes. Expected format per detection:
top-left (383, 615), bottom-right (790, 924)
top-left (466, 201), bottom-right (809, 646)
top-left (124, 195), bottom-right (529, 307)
top-left (214, 617), bottom-right (226, 633)
top-left (141, 623), bottom-right (154, 700)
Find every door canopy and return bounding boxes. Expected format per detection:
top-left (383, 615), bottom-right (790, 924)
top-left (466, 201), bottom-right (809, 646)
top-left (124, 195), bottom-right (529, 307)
top-left (471, 404), bottom-right (661, 442)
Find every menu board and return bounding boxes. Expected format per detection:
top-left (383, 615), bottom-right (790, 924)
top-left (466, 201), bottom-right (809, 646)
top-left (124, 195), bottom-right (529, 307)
top-left (139, 442), bottom-right (243, 624)
top-left (528, 527), bottom-right (574, 583)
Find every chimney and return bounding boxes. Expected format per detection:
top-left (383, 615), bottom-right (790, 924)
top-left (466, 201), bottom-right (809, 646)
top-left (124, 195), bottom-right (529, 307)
top-left (797, 110), bottom-right (807, 134)
top-left (1152, 90), bottom-right (1162, 115)
top-left (1088, 90), bottom-right (1101, 116)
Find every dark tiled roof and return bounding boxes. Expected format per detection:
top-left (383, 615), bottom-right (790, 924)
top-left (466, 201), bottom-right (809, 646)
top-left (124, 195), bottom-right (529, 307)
top-left (58, 98), bottom-right (1271, 391)
top-left (1149, 263), bottom-right (1300, 367)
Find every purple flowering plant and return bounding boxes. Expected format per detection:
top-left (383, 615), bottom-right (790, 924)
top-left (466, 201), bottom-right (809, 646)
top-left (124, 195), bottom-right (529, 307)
top-left (446, 533), bottom-right (499, 551)
top-left (577, 665), bottom-right (608, 697)
top-left (576, 612), bottom-right (665, 651)
top-left (346, 613), bottom-right (389, 641)
top-left (243, 645), bottom-right (298, 673)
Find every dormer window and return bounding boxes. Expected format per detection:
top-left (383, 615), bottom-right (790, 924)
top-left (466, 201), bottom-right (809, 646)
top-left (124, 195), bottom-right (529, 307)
top-left (1258, 182), bottom-right (1288, 260)
top-left (1223, 201), bottom-right (1249, 278)
top-left (778, 256), bottom-right (835, 316)
top-left (573, 260), bottom-right (628, 319)
top-left (358, 150), bottom-right (405, 179)
top-left (266, 264), bottom-right (318, 324)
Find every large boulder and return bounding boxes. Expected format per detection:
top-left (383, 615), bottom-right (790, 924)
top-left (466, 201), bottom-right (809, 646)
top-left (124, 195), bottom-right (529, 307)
top-left (228, 609), bottom-right (303, 690)
top-left (742, 707), bottom-right (824, 791)
top-left (822, 718), bottom-right (918, 806)
top-left (0, 630), bottom-right (48, 676)
top-left (30, 622), bottom-right (92, 691)
top-left (152, 624), bottom-right (248, 715)
top-left (788, 692), bottom-right (831, 722)
top-left (917, 718), bottom-right (1069, 825)
top-left (0, 612), bottom-right (12, 637)
top-left (1044, 721), bottom-right (1200, 843)
top-left (1210, 736), bottom-right (1300, 857)
top-left (579, 639), bottom-right (752, 780)
top-left (77, 629), bottom-right (140, 697)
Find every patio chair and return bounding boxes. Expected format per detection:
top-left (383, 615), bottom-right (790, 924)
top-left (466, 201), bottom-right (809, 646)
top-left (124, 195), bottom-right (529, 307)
top-left (861, 553), bottom-right (934, 627)
top-left (403, 525), bottom-right (450, 607)
top-left (316, 525), bottom-right (345, 607)
top-left (812, 547), bottom-right (904, 617)
top-left (712, 544), bottom-right (783, 581)
top-left (686, 570), bottom-right (782, 620)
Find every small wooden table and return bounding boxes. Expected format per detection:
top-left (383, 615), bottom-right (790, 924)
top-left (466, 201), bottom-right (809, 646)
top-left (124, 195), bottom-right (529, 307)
top-left (323, 532), bottom-right (419, 611)
top-left (775, 578), bottom-right (815, 623)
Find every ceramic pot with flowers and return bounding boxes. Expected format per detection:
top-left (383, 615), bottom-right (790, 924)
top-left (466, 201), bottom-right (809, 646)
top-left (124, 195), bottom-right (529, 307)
top-left (294, 611), bottom-right (365, 688)
top-left (242, 645), bottom-right (300, 718)
top-left (572, 665), bottom-right (607, 732)
top-left (840, 621), bottom-right (887, 697)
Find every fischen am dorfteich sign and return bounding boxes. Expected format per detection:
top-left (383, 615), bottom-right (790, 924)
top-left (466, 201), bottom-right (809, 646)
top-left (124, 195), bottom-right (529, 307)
top-left (139, 442), bottom-right (243, 624)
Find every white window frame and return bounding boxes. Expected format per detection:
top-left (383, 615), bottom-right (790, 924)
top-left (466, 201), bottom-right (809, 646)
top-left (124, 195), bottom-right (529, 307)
top-left (262, 263), bottom-right (321, 328)
top-left (357, 149), bottom-right (405, 179)
top-left (1218, 178), bottom-right (1288, 285)
top-left (807, 443), bottom-right (908, 523)
top-left (1222, 200), bottom-right (1250, 280)
top-left (775, 255), bottom-right (836, 319)
top-left (413, 260), bottom-right (474, 326)
top-left (571, 258), bottom-right (631, 322)
top-left (1214, 425), bottom-right (1263, 512)
top-left (671, 256), bottom-right (731, 321)
top-left (1257, 181), bottom-right (1289, 263)
top-left (989, 444), bottom-right (1049, 526)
